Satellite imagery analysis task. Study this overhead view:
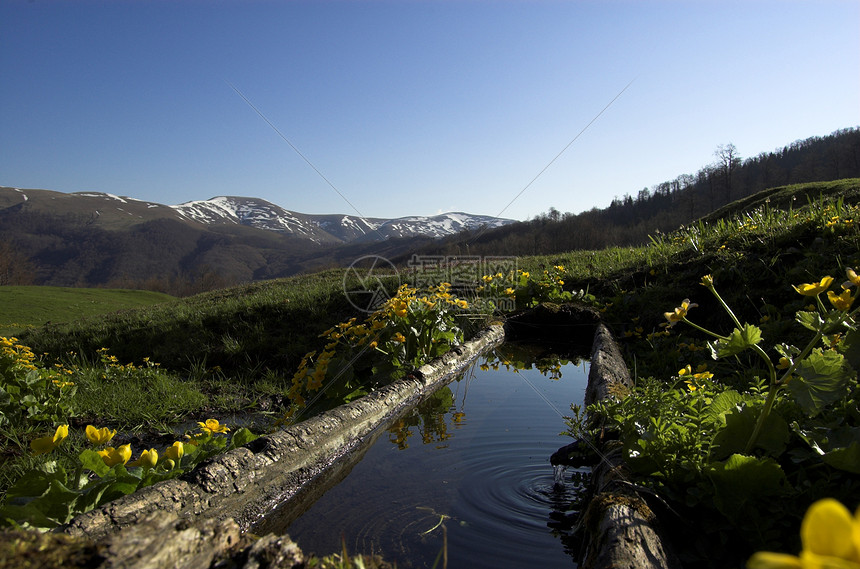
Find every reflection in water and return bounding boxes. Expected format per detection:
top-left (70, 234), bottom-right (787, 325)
top-left (388, 388), bottom-right (454, 450)
top-left (387, 344), bottom-right (579, 452)
top-left (282, 343), bottom-right (589, 569)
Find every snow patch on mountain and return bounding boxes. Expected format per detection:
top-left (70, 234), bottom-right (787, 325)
top-left (169, 197), bottom-right (515, 243)
top-left (375, 212), bottom-right (513, 239)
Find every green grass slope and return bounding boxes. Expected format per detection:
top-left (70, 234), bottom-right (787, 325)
top-left (16, 270), bottom-right (398, 378)
top-left (0, 287), bottom-right (174, 337)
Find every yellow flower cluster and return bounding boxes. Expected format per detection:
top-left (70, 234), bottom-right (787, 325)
top-left (825, 214), bottom-right (855, 229)
top-left (678, 364), bottom-right (713, 391)
top-left (793, 269), bottom-right (860, 312)
top-left (1, 336), bottom-right (38, 371)
top-left (31, 419), bottom-right (223, 471)
top-left (2, 337), bottom-right (76, 396)
top-left (286, 283), bottom-right (474, 415)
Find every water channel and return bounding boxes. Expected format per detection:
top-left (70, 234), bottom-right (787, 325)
top-left (260, 343), bottom-right (590, 568)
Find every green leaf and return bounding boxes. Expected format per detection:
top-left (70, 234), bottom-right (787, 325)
top-left (31, 479), bottom-right (79, 526)
top-left (79, 449), bottom-right (111, 478)
top-left (704, 390), bottom-right (747, 424)
top-left (706, 454), bottom-right (789, 520)
top-left (713, 324), bottom-right (762, 358)
top-left (5, 467), bottom-right (67, 502)
top-left (0, 385), bottom-right (12, 408)
top-left (796, 310), bottom-right (824, 332)
top-left (139, 468), bottom-right (182, 489)
top-left (823, 442), bottom-right (860, 474)
top-left (837, 330), bottom-right (860, 371)
top-left (97, 466), bottom-right (142, 504)
top-left (229, 427), bottom-right (259, 449)
top-left (787, 349), bottom-right (853, 416)
top-left (0, 501), bottom-right (62, 530)
top-left (343, 388), bottom-right (368, 402)
top-left (76, 483), bottom-right (110, 514)
top-left (711, 404), bottom-right (789, 459)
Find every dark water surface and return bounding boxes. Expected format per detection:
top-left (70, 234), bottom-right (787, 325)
top-left (280, 345), bottom-right (588, 568)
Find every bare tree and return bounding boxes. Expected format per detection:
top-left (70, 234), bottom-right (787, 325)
top-left (715, 143), bottom-right (741, 203)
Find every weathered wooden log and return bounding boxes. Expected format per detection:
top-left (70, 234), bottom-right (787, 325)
top-left (580, 323), bottom-right (681, 569)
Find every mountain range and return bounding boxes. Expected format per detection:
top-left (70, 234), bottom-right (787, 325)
top-left (1, 188), bottom-right (514, 244)
top-left (0, 186), bottom-right (516, 293)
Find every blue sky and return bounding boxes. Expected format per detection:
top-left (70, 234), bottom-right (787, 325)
top-left (1, 1), bottom-right (858, 221)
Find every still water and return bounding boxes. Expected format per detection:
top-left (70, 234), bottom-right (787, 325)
top-left (279, 344), bottom-right (588, 568)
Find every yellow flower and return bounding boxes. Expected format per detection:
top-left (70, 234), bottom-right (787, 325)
top-left (678, 365), bottom-right (692, 376)
top-left (700, 274), bottom-right (714, 288)
top-left (86, 425), bottom-right (117, 446)
top-left (198, 419), bottom-right (229, 435)
top-left (664, 299), bottom-right (698, 327)
top-left (828, 289), bottom-right (856, 312)
top-left (98, 444), bottom-right (132, 467)
top-left (30, 425), bottom-right (69, 456)
top-left (846, 268), bottom-right (860, 288)
top-left (504, 287), bottom-right (515, 296)
top-left (130, 448), bottom-right (158, 469)
top-left (777, 357), bottom-right (791, 370)
top-left (165, 441), bottom-right (184, 462)
top-left (307, 367), bottom-right (326, 391)
top-left (393, 301), bottom-right (408, 318)
top-left (392, 332), bottom-right (406, 343)
top-left (369, 340), bottom-right (378, 349)
top-left (793, 276), bottom-right (834, 296)
top-left (747, 498), bottom-right (860, 569)
top-left (521, 271), bottom-right (530, 278)
top-left (455, 299), bottom-right (469, 309)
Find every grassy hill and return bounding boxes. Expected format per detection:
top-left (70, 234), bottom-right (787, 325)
top-left (0, 286), bottom-right (174, 337)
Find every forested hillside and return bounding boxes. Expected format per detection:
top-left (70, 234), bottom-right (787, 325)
top-left (398, 127), bottom-right (860, 258)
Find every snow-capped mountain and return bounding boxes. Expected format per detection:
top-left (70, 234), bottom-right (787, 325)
top-left (169, 195), bottom-right (516, 243)
top-left (0, 188), bottom-right (516, 244)
top-left (171, 196), bottom-right (340, 243)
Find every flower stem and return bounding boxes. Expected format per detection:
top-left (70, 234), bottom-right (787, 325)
top-left (681, 318), bottom-right (728, 341)
top-left (744, 343), bottom-right (780, 453)
top-left (707, 284), bottom-right (743, 330)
